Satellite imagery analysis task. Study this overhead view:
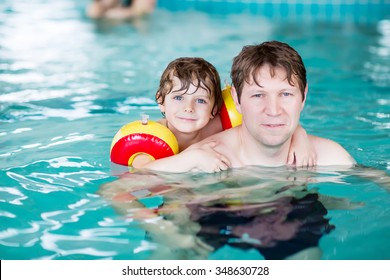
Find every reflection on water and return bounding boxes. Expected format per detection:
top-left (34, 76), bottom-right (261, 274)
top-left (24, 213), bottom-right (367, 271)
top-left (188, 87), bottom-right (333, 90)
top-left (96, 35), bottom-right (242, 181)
top-left (0, 160), bottom-right (389, 260)
top-left (98, 166), bottom-right (380, 260)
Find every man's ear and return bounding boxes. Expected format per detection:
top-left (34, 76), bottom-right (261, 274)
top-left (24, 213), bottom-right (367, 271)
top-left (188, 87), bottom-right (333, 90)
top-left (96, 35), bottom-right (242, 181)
top-left (231, 86), bottom-right (242, 114)
top-left (301, 83), bottom-right (308, 111)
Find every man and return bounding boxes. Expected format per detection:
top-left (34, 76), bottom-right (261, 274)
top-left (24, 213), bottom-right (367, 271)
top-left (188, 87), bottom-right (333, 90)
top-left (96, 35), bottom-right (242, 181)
top-left (193, 40), bottom-right (356, 168)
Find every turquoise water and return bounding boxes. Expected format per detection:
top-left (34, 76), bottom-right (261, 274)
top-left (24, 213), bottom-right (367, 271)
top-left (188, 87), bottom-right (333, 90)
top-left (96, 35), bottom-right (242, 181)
top-left (0, 0), bottom-right (389, 260)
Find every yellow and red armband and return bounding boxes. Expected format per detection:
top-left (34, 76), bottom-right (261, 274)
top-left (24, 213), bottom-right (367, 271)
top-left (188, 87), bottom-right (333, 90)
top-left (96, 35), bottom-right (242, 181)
top-left (219, 85), bottom-right (242, 130)
top-left (110, 115), bottom-right (179, 166)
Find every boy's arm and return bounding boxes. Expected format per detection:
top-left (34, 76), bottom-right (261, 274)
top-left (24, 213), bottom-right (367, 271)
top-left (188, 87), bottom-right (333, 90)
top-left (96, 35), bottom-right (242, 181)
top-left (288, 124), bottom-right (317, 167)
top-left (131, 154), bottom-right (154, 169)
top-left (141, 142), bottom-right (231, 173)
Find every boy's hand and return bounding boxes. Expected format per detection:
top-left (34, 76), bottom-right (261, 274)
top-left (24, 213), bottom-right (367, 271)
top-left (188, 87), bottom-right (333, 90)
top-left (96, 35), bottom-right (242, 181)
top-left (287, 145), bottom-right (317, 167)
top-left (140, 141), bottom-right (230, 173)
top-left (288, 125), bottom-right (317, 167)
top-left (190, 141), bottom-right (231, 173)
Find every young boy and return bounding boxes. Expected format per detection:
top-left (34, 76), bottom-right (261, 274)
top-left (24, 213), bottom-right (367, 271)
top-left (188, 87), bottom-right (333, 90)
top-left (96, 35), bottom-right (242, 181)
top-left (132, 57), bottom-right (315, 172)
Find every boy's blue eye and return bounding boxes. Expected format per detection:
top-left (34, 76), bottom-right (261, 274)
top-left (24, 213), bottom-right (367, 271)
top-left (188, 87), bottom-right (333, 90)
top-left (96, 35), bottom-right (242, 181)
top-left (196, 99), bottom-right (207, 104)
top-left (173, 95), bottom-right (183, 100)
top-left (281, 92), bottom-right (292, 97)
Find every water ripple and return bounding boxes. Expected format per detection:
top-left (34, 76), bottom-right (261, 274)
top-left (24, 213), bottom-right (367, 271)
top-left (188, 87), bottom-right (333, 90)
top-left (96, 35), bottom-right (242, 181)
top-left (0, 222), bottom-right (41, 247)
top-left (4, 157), bottom-right (108, 193)
top-left (40, 231), bottom-right (129, 259)
top-left (39, 134), bottom-right (95, 149)
top-left (0, 187), bottom-right (27, 205)
top-left (6, 171), bottom-right (72, 193)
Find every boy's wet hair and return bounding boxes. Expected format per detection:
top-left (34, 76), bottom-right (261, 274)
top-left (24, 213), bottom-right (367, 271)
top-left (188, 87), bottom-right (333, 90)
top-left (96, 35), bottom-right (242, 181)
top-left (156, 57), bottom-right (222, 117)
top-left (231, 41), bottom-right (307, 102)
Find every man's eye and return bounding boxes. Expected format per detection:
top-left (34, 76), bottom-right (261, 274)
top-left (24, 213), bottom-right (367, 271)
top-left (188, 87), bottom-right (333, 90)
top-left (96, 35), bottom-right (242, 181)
top-left (252, 94), bottom-right (264, 98)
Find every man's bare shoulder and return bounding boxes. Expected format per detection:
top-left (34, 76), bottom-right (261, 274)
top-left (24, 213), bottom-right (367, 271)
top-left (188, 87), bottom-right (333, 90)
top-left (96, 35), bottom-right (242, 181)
top-left (309, 135), bottom-right (356, 166)
top-left (188, 127), bottom-right (239, 150)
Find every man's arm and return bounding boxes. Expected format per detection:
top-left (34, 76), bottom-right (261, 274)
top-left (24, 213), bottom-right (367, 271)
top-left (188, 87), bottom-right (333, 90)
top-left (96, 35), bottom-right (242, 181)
top-left (97, 174), bottom-right (213, 258)
top-left (348, 165), bottom-right (390, 192)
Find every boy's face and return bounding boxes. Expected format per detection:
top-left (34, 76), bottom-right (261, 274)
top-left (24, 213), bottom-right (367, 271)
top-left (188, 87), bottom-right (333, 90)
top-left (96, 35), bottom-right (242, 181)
top-left (233, 64), bottom-right (306, 149)
top-left (159, 77), bottom-right (215, 134)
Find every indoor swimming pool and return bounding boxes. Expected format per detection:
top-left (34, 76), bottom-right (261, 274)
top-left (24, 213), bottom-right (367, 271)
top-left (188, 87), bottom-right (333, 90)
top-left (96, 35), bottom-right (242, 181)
top-left (0, 0), bottom-right (389, 260)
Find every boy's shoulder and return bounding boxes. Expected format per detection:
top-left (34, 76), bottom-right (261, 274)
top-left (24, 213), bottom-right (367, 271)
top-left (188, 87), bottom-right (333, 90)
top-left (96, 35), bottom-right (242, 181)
top-left (157, 118), bottom-right (167, 127)
top-left (201, 116), bottom-right (224, 139)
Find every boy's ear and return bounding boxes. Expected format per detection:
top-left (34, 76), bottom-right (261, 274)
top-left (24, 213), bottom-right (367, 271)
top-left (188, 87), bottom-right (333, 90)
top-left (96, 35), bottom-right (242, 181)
top-left (156, 91), bottom-right (162, 103)
top-left (156, 91), bottom-right (165, 113)
top-left (159, 103), bottom-right (165, 114)
top-left (210, 106), bottom-right (218, 119)
top-left (231, 86), bottom-right (242, 114)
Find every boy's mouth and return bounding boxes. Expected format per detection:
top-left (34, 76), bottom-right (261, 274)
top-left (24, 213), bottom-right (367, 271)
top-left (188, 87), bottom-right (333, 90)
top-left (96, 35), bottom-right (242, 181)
top-left (178, 116), bottom-right (197, 121)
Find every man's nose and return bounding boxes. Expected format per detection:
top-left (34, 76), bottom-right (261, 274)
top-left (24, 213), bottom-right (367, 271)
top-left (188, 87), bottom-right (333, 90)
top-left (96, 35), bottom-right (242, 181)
top-left (265, 97), bottom-right (281, 116)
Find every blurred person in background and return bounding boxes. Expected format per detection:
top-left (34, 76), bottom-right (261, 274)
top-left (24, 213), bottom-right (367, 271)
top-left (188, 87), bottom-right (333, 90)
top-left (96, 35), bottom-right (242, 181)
top-left (87, 0), bottom-right (156, 20)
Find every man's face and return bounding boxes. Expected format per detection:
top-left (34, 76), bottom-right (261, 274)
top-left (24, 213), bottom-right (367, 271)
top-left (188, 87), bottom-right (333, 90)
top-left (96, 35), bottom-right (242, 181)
top-left (233, 64), bottom-right (306, 149)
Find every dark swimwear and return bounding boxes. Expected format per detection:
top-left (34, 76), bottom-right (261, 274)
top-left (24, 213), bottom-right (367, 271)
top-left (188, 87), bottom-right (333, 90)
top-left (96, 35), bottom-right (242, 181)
top-left (187, 193), bottom-right (335, 260)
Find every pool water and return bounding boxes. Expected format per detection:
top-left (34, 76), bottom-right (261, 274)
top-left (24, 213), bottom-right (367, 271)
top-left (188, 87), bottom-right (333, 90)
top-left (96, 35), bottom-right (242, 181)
top-left (0, 0), bottom-right (389, 260)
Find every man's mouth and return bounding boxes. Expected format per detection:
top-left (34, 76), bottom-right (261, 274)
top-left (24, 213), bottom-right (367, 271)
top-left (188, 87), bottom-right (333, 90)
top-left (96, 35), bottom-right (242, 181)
top-left (262, 123), bottom-right (285, 128)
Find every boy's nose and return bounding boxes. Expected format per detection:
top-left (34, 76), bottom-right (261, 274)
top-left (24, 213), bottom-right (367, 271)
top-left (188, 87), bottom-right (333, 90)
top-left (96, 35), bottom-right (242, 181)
top-left (184, 101), bottom-right (194, 112)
